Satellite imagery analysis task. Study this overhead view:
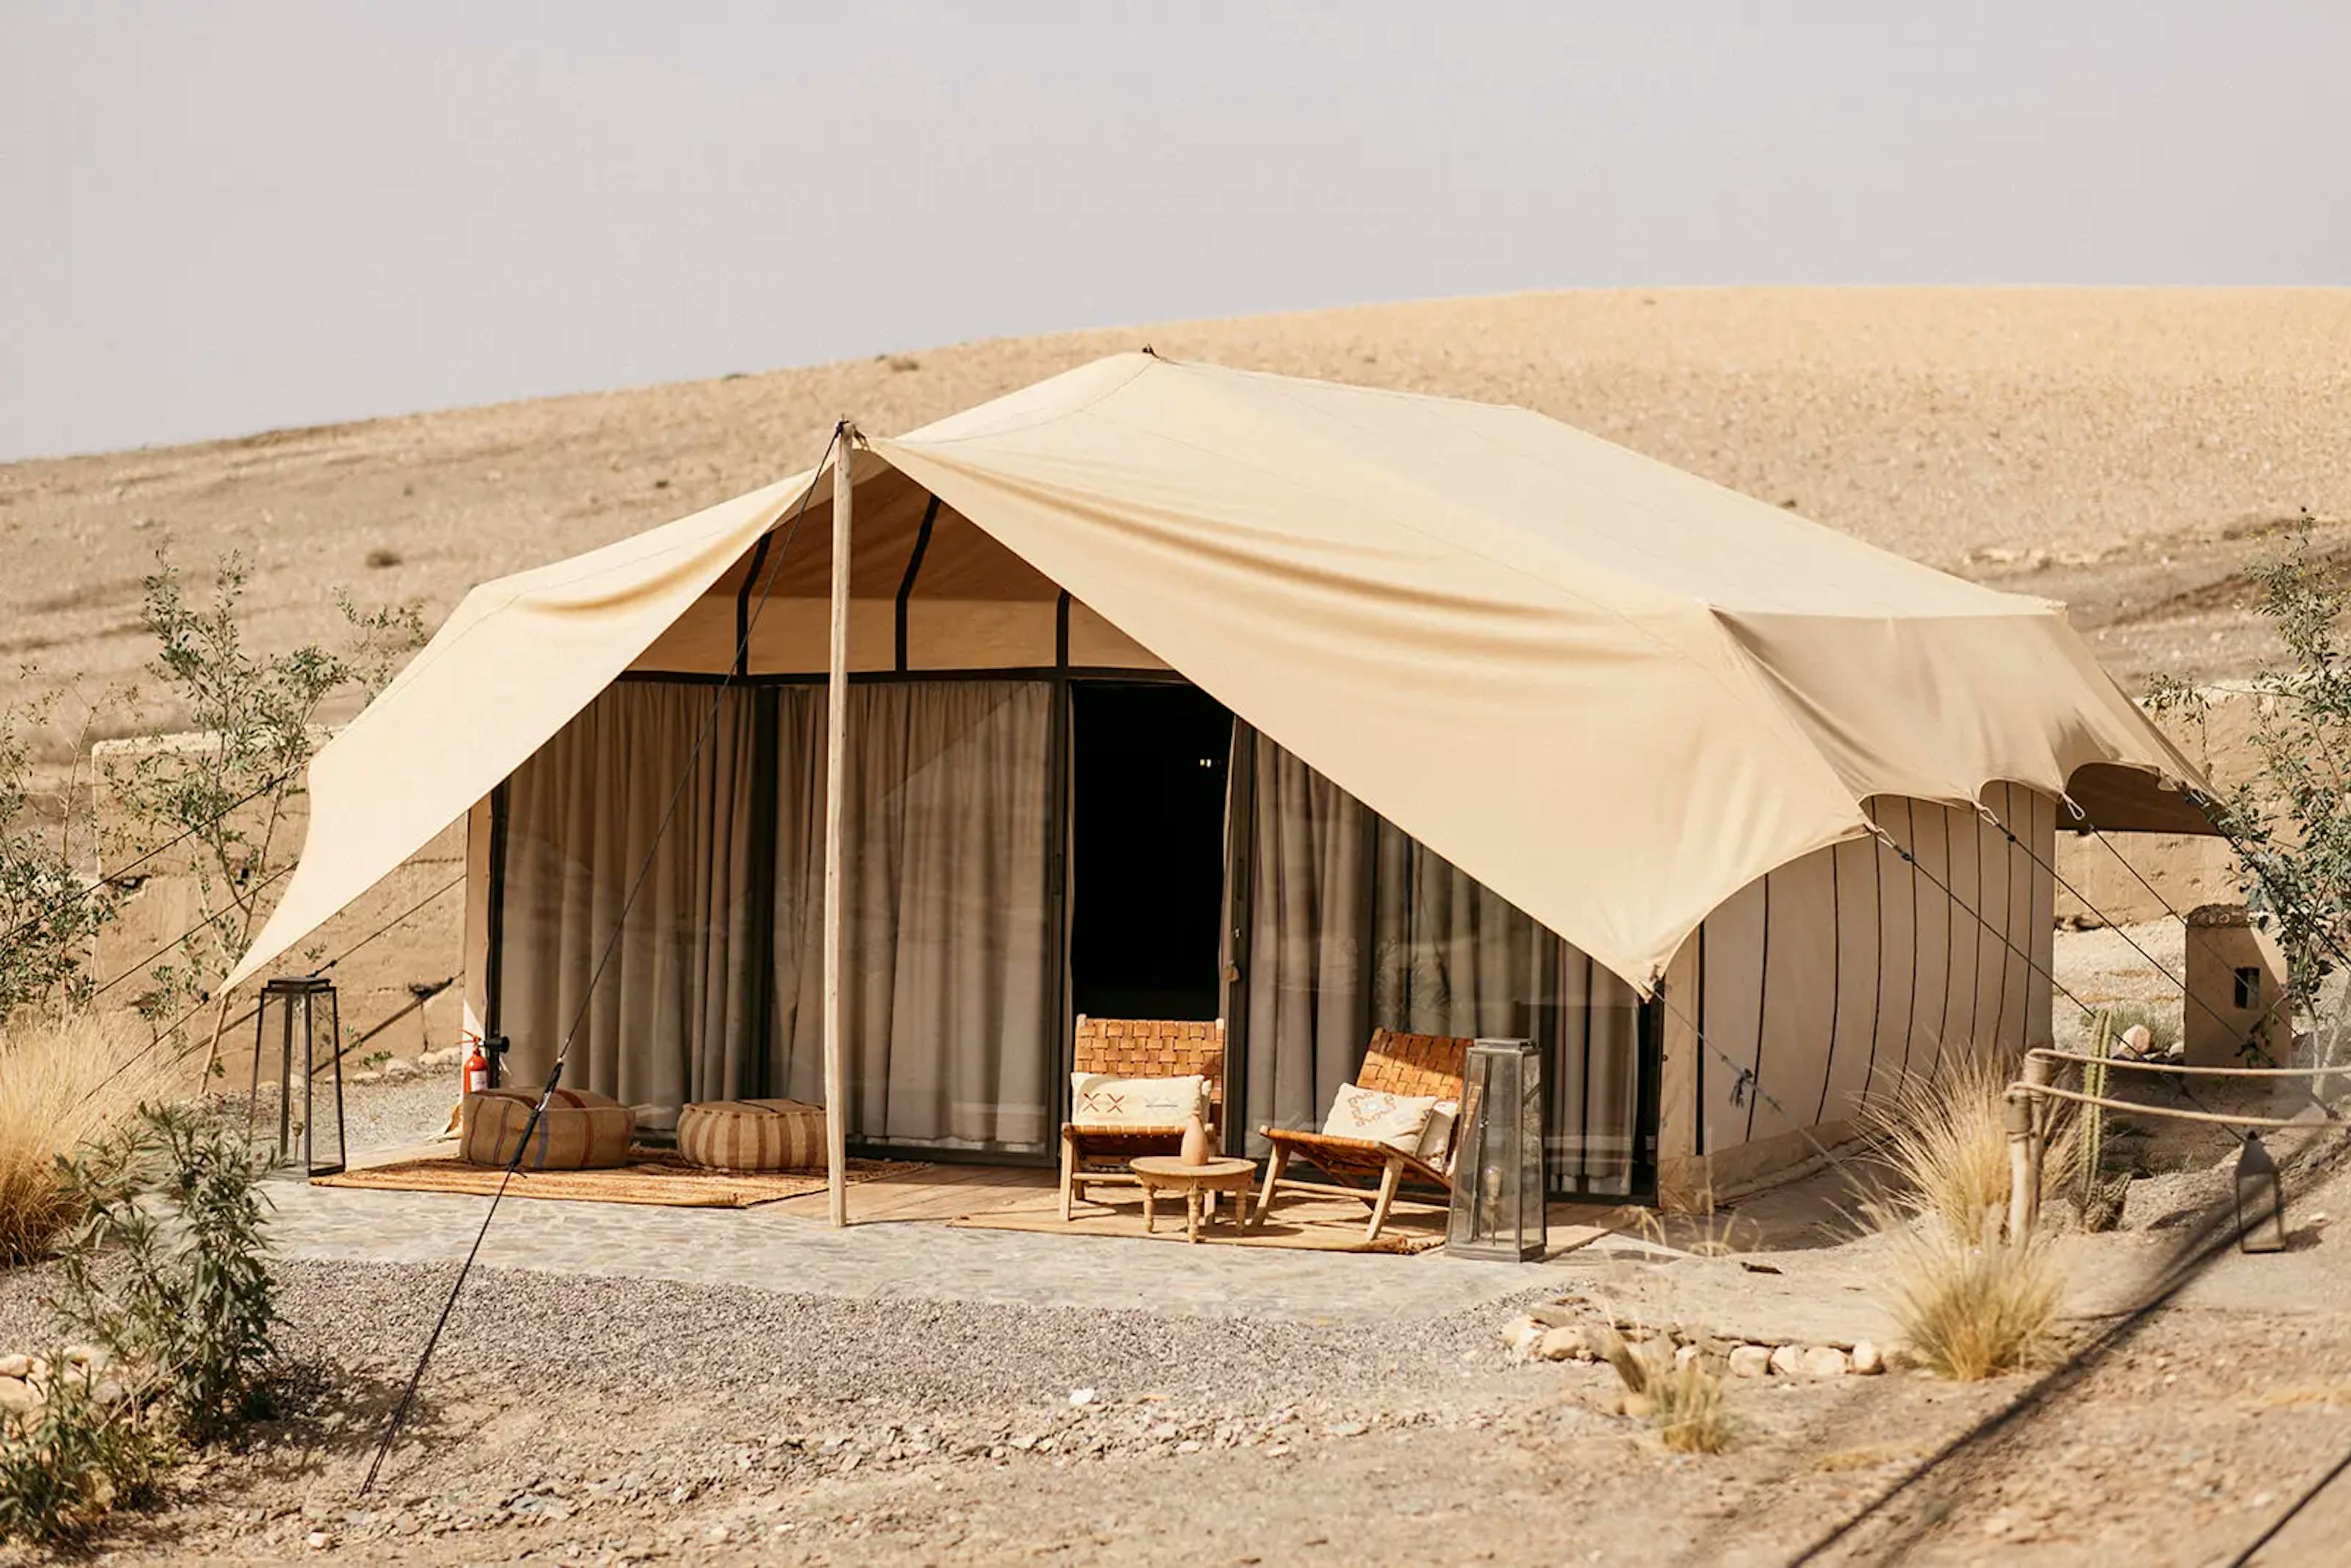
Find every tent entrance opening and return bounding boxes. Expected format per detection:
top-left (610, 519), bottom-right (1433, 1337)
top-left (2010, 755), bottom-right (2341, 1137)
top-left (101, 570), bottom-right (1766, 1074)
top-left (1069, 683), bottom-right (1232, 1022)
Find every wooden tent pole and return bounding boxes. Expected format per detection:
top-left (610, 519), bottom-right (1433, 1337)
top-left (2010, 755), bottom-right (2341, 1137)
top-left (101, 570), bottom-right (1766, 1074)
top-left (823, 421), bottom-right (856, 1228)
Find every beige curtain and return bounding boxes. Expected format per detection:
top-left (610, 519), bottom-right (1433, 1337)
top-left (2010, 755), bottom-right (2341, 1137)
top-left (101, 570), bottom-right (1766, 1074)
top-left (1243, 737), bottom-right (1374, 1144)
top-left (497, 683), bottom-right (763, 1120)
top-left (1242, 730), bottom-right (1645, 1194)
top-left (771, 681), bottom-right (1056, 1151)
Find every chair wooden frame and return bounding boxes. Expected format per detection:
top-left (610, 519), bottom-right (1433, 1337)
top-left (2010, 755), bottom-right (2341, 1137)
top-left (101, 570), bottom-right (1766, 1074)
top-left (1251, 1029), bottom-right (1472, 1241)
top-left (1059, 1016), bottom-right (1227, 1220)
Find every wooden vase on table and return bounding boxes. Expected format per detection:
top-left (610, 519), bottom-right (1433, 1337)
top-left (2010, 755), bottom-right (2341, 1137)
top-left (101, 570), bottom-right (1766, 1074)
top-left (1179, 1112), bottom-right (1210, 1166)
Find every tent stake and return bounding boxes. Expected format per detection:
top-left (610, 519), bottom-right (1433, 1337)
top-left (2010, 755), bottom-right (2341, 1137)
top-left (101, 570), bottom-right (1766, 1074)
top-left (823, 421), bottom-right (856, 1228)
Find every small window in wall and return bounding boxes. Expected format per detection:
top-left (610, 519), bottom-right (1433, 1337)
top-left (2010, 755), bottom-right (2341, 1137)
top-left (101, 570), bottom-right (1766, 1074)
top-left (2235, 966), bottom-right (2262, 1010)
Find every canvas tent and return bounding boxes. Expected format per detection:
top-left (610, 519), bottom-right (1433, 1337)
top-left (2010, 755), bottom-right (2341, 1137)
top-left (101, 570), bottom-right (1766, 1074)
top-left (230, 353), bottom-right (2210, 1207)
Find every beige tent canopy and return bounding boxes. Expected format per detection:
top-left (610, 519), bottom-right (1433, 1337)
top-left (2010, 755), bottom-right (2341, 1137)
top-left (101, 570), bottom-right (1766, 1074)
top-left (231, 352), bottom-right (2205, 999)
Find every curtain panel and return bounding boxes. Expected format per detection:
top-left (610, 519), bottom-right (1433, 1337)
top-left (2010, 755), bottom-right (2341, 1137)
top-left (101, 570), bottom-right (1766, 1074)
top-left (770, 681), bottom-right (1056, 1152)
top-left (1242, 729), bottom-right (1644, 1195)
top-left (497, 683), bottom-right (765, 1122)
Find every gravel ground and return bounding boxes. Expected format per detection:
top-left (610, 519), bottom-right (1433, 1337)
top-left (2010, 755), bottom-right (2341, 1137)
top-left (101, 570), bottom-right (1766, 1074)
top-left (7, 1246), bottom-right (2351, 1566)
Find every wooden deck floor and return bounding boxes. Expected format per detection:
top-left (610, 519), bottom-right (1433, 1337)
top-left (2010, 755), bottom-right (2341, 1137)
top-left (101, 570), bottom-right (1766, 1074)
top-left (766, 1161), bottom-right (1054, 1225)
top-left (765, 1161), bottom-right (1640, 1255)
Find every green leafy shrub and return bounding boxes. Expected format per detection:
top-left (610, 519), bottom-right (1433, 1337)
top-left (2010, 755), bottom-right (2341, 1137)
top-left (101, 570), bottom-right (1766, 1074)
top-left (0, 1362), bottom-right (168, 1546)
top-left (53, 1103), bottom-right (279, 1441)
top-left (2149, 512), bottom-right (2351, 1059)
top-left (1, 1104), bottom-right (273, 1547)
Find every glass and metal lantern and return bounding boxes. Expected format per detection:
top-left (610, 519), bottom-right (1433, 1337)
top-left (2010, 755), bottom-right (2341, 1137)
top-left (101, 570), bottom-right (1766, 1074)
top-left (1447, 1037), bottom-right (1545, 1261)
top-left (248, 976), bottom-right (347, 1177)
top-left (2236, 1132), bottom-right (2287, 1253)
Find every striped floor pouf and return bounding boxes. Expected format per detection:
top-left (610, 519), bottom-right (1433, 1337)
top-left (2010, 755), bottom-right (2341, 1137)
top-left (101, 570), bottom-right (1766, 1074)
top-left (459, 1087), bottom-right (635, 1170)
top-left (677, 1099), bottom-right (827, 1172)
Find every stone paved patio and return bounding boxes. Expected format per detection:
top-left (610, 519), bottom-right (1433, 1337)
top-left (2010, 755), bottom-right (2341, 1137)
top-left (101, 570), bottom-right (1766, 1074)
top-left (258, 1165), bottom-right (1584, 1322)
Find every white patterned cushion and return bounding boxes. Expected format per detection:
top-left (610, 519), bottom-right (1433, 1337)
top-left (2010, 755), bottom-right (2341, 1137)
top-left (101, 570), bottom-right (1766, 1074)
top-left (1322, 1082), bottom-right (1437, 1153)
top-left (1070, 1073), bottom-right (1207, 1128)
top-left (1417, 1098), bottom-right (1461, 1168)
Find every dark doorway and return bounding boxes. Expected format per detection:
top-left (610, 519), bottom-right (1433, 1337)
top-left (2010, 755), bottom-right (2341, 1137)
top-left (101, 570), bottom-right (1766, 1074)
top-left (1069, 683), bottom-right (1232, 1021)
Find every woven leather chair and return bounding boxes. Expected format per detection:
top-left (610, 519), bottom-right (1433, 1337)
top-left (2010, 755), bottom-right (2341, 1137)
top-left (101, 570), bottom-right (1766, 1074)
top-left (1059, 1016), bottom-right (1227, 1220)
top-left (1251, 1028), bottom-right (1473, 1241)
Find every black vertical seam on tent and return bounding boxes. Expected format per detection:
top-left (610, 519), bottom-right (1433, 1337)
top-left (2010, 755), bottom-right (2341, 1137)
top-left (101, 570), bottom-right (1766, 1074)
top-left (1056, 592), bottom-right (1071, 669)
top-left (1544, 932), bottom-right (1565, 1195)
top-left (1896, 797), bottom-right (1920, 1079)
top-left (484, 779), bottom-right (511, 1045)
top-left (1220, 719), bottom-right (1256, 1158)
top-left (734, 535), bottom-right (773, 680)
top-left (893, 496), bottom-right (939, 672)
top-left (1635, 985), bottom-right (1663, 1203)
top-left (744, 687), bottom-right (781, 1097)
top-left (2034, 789), bottom-right (2054, 1040)
top-left (1862, 803), bottom-right (1887, 1100)
top-left (1745, 874), bottom-right (1772, 1146)
top-left (1935, 806), bottom-right (1957, 1071)
top-left (1046, 623), bottom-right (1072, 1107)
top-left (1351, 795), bottom-right (1378, 1081)
top-left (2017, 786), bottom-right (2037, 1044)
top-left (1990, 783), bottom-right (2014, 1052)
top-left (1815, 844), bottom-right (1844, 1126)
top-left (1577, 948), bottom-right (1594, 1188)
top-left (1695, 921), bottom-right (1708, 1157)
top-left (1965, 791), bottom-right (1987, 1046)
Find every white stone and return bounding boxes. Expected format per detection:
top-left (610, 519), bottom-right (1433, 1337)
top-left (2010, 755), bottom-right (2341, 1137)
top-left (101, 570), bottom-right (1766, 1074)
top-left (1727, 1345), bottom-right (1772, 1378)
top-left (0, 1377), bottom-right (39, 1414)
top-left (1324, 1420), bottom-right (1368, 1438)
top-left (0, 1354), bottom-right (28, 1379)
top-left (1673, 1343), bottom-right (1702, 1372)
top-left (1850, 1340), bottom-right (1886, 1375)
top-left (1500, 1313), bottom-right (1545, 1357)
top-left (1801, 1346), bottom-right (1850, 1378)
top-left (1535, 1325), bottom-right (1589, 1362)
top-left (380, 1056), bottom-right (419, 1082)
top-left (418, 1046), bottom-right (462, 1070)
top-left (1068, 1387), bottom-right (1097, 1407)
top-left (2121, 1024), bottom-right (2153, 1057)
top-left (1768, 1344), bottom-right (1806, 1378)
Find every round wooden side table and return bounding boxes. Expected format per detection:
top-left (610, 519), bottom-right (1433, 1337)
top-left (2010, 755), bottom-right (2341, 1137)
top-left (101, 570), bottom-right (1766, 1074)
top-left (1130, 1155), bottom-right (1257, 1243)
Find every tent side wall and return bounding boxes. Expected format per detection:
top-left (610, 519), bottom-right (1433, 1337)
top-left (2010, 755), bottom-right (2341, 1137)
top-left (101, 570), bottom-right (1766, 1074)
top-left (1659, 784), bottom-right (2057, 1206)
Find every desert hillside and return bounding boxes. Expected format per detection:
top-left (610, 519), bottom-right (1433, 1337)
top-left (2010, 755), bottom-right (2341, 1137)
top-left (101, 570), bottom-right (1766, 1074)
top-left (5, 287), bottom-right (2349, 747)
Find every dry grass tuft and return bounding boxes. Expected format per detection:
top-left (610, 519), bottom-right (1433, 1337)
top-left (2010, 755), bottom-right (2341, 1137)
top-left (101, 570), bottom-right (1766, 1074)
top-left (1648, 1354), bottom-right (1734, 1455)
top-left (1591, 1322), bottom-right (1734, 1455)
top-left (1858, 1051), bottom-right (2074, 1247)
top-left (0, 1011), bottom-right (163, 1263)
top-left (1875, 1220), bottom-right (2064, 1381)
top-left (1859, 1050), bottom-right (2070, 1381)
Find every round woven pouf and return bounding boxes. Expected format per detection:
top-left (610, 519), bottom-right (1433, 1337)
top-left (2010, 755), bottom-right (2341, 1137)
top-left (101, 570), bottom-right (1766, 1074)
top-left (677, 1098), bottom-right (827, 1172)
top-left (459, 1087), bottom-right (635, 1170)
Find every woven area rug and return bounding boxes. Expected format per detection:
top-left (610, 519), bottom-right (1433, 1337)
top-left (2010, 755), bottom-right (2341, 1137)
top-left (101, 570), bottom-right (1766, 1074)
top-left (947, 1189), bottom-right (1450, 1254)
top-left (313, 1150), bottom-right (922, 1209)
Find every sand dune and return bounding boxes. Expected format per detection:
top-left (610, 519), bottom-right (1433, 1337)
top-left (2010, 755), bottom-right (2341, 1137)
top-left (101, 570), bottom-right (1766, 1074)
top-left (4, 287), bottom-right (2348, 746)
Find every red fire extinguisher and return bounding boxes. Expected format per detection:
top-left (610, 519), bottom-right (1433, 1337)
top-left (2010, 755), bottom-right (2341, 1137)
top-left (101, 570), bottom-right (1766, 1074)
top-left (463, 1040), bottom-right (490, 1097)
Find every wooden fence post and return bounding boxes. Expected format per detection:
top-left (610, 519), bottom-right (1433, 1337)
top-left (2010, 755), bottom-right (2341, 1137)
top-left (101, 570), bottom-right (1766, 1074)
top-left (2005, 1085), bottom-right (2036, 1243)
top-left (2008, 1052), bottom-right (2054, 1241)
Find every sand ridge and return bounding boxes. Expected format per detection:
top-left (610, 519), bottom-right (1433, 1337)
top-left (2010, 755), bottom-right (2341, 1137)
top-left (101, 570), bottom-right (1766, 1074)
top-left (4, 287), bottom-right (2349, 746)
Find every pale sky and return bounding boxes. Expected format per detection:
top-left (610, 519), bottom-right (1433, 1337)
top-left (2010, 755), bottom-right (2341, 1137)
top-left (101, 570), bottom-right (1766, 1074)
top-left (3, 1), bottom-right (2345, 461)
